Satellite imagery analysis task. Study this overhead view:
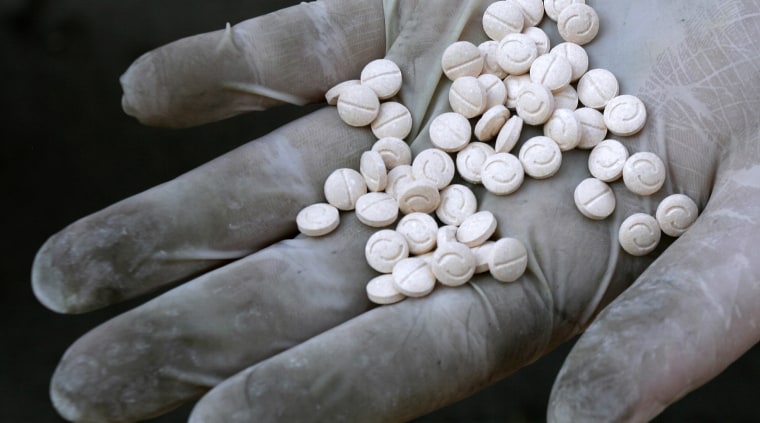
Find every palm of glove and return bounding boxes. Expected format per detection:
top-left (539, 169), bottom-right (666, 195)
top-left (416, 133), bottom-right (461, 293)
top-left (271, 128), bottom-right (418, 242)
top-left (32, 0), bottom-right (760, 421)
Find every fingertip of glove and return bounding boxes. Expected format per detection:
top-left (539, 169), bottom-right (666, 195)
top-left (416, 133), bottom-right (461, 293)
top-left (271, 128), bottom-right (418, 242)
top-left (31, 237), bottom-right (72, 314)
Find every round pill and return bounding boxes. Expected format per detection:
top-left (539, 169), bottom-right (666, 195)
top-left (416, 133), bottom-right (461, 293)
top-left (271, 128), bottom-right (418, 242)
top-left (325, 79), bottom-right (360, 106)
top-left (437, 184), bottom-right (478, 226)
top-left (550, 42), bottom-right (589, 82)
top-left (396, 179), bottom-right (441, 215)
top-left (623, 152), bottom-right (667, 196)
top-left (543, 108), bottom-right (581, 151)
top-left (366, 274), bottom-right (406, 305)
top-left (574, 107), bottom-right (608, 149)
top-left (545, 0), bottom-right (585, 21)
top-left (656, 194), bottom-right (699, 237)
top-left (355, 192), bottom-right (399, 227)
top-left (519, 136), bottom-right (563, 179)
top-left (396, 212), bottom-right (439, 255)
top-left (488, 238), bottom-right (528, 282)
top-left (588, 139), bottom-right (628, 182)
top-left (412, 148), bottom-right (456, 190)
top-left (371, 101), bottom-right (413, 140)
top-left (296, 203), bottom-right (340, 237)
top-left (495, 115), bottom-right (524, 153)
top-left (437, 225), bottom-right (459, 246)
top-left (513, 0), bottom-right (545, 26)
top-left (483, 1), bottom-right (525, 41)
top-left (574, 178), bottom-right (616, 220)
top-left (522, 26), bottom-right (551, 55)
top-left (475, 105), bottom-right (511, 142)
top-left (385, 164), bottom-right (414, 199)
top-left (504, 74), bottom-right (531, 109)
top-left (457, 211), bottom-right (498, 247)
top-left (392, 257), bottom-right (436, 297)
top-left (324, 168), bottom-right (367, 211)
top-left (482, 152), bottom-right (525, 195)
top-left (479, 41), bottom-right (508, 79)
top-left (516, 82), bottom-right (555, 126)
top-left (577, 68), bottom-right (620, 109)
top-left (372, 137), bottom-right (412, 170)
top-left (361, 59), bottom-right (403, 100)
top-left (619, 213), bottom-right (661, 256)
top-left (449, 76), bottom-right (488, 119)
top-left (530, 54), bottom-right (573, 92)
top-left (498, 33), bottom-right (538, 75)
top-left (441, 41), bottom-right (484, 81)
top-left (337, 84), bottom-right (380, 127)
top-left (360, 150), bottom-right (388, 192)
top-left (604, 95), bottom-right (648, 136)
top-left (557, 3), bottom-right (599, 45)
top-left (471, 241), bottom-right (495, 273)
top-left (478, 73), bottom-right (509, 109)
top-left (553, 84), bottom-right (579, 110)
top-left (431, 242), bottom-right (477, 287)
top-left (429, 112), bottom-right (472, 152)
top-left (365, 229), bottom-right (410, 273)
top-left (456, 142), bottom-right (496, 184)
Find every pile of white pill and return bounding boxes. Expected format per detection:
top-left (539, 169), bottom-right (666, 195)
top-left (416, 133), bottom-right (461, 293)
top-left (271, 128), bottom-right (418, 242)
top-left (296, 0), bottom-right (700, 305)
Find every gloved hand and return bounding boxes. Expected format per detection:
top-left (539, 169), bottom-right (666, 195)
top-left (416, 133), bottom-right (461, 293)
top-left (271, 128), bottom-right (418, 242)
top-left (32, 0), bottom-right (760, 421)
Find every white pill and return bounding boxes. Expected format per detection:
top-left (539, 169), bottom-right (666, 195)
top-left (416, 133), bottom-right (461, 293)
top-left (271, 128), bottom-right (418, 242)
top-left (619, 213), bottom-right (661, 256)
top-left (385, 164), bottom-right (415, 199)
top-left (396, 212), bottom-right (439, 255)
top-left (372, 137), bottom-right (412, 170)
top-left (489, 238), bottom-right (528, 282)
top-left (396, 179), bottom-right (441, 215)
top-left (412, 148), bottom-right (456, 190)
top-left (543, 108), bottom-right (581, 151)
top-left (574, 107), bottom-right (608, 149)
top-left (577, 68), bottom-right (619, 109)
top-left (325, 79), bottom-right (360, 106)
top-left (498, 33), bottom-right (538, 75)
top-left (361, 59), bottom-right (403, 100)
top-left (437, 184), bottom-right (478, 226)
top-left (324, 168), bottom-right (367, 211)
top-left (449, 76), bottom-right (488, 119)
top-left (574, 178), bottom-right (616, 220)
top-left (513, 0), bottom-right (544, 26)
top-left (623, 152), bottom-right (666, 196)
top-left (360, 150), bottom-right (388, 192)
top-left (456, 142), bottom-right (496, 184)
top-left (516, 82), bottom-right (555, 126)
top-left (519, 136), bottom-right (563, 179)
top-left (557, 3), bottom-right (599, 45)
top-left (482, 153), bottom-right (525, 195)
top-left (296, 203), bottom-right (340, 237)
top-left (588, 139), bottom-right (628, 182)
top-left (530, 54), bottom-right (573, 92)
top-left (495, 115), bottom-right (524, 153)
top-left (604, 95), bottom-right (648, 136)
top-left (365, 229), bottom-right (410, 273)
top-left (392, 257), bottom-right (436, 297)
top-left (550, 42), bottom-right (589, 82)
top-left (457, 211), bottom-right (498, 247)
top-left (429, 112), bottom-right (472, 152)
top-left (478, 73), bottom-right (509, 109)
top-left (337, 84), bottom-right (380, 127)
top-left (437, 225), bottom-right (459, 246)
top-left (475, 105), bottom-right (511, 142)
top-left (441, 41), bottom-right (484, 80)
top-left (483, 1), bottom-right (525, 41)
top-left (355, 192), bottom-right (399, 227)
top-left (656, 194), bottom-right (699, 237)
top-left (471, 241), bottom-right (495, 273)
top-left (522, 26), bottom-right (551, 55)
top-left (366, 274), bottom-right (406, 305)
top-left (553, 84), bottom-right (579, 110)
top-left (504, 74), bottom-right (531, 109)
top-left (431, 242), bottom-right (477, 287)
top-left (371, 101), bottom-right (413, 140)
top-left (479, 41), bottom-right (508, 79)
top-left (545, 0), bottom-right (585, 21)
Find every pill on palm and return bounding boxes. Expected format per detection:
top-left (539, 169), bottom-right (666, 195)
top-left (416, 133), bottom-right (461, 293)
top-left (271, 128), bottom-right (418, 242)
top-left (430, 112), bottom-right (472, 152)
top-left (456, 142), bottom-right (496, 184)
top-left (475, 105), bottom-right (510, 142)
top-left (498, 33), bottom-right (538, 75)
top-left (450, 76), bottom-right (488, 118)
top-left (619, 213), bottom-right (661, 256)
top-left (483, 1), bottom-right (525, 41)
top-left (412, 148), bottom-right (456, 189)
top-left (471, 241), bottom-right (495, 273)
top-left (296, 203), bottom-right (340, 237)
top-left (604, 95), bottom-right (647, 136)
top-left (488, 238), bottom-right (528, 282)
top-left (482, 152), bottom-right (525, 195)
top-left (574, 107), bottom-right (607, 149)
top-left (396, 212), bottom-right (439, 255)
top-left (360, 150), bottom-right (388, 192)
top-left (530, 53), bottom-right (572, 92)
top-left (431, 242), bottom-right (477, 287)
top-left (324, 168), bottom-right (367, 210)
top-left (478, 73), bottom-right (509, 109)
top-left (495, 115), bottom-right (524, 153)
top-left (623, 152), bottom-right (666, 196)
top-left (437, 184), bottom-right (478, 226)
top-left (457, 211), bottom-right (498, 247)
top-left (588, 139), bottom-right (628, 182)
top-left (337, 84), bottom-right (380, 127)
top-left (543, 108), bottom-right (581, 151)
top-left (557, 3), bottom-right (599, 45)
top-left (545, 0), bottom-right (585, 21)
top-left (365, 229), bottom-right (410, 273)
top-left (577, 68), bottom-right (619, 109)
top-left (325, 79), bottom-right (360, 105)
top-left (371, 101), bottom-right (413, 140)
top-left (516, 82), bottom-right (555, 125)
top-left (441, 41), bottom-right (484, 80)
top-left (366, 274), bottom-right (406, 305)
top-left (361, 59), bottom-right (403, 100)
top-left (355, 192), bottom-right (399, 227)
top-left (519, 136), bottom-right (563, 179)
top-left (656, 194), bottom-right (699, 237)
top-left (372, 137), bottom-right (412, 170)
top-left (396, 179), bottom-right (441, 215)
top-left (392, 257), bottom-right (436, 297)
top-left (574, 178), bottom-right (616, 220)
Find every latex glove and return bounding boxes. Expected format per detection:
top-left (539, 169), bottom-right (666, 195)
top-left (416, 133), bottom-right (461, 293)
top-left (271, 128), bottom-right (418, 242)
top-left (31, 0), bottom-right (760, 421)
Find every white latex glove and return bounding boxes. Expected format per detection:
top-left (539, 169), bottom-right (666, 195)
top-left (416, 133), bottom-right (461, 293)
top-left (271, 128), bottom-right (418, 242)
top-left (32, 0), bottom-right (760, 421)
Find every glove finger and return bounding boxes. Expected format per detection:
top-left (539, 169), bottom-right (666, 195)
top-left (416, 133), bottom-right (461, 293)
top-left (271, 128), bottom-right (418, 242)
top-left (49, 215), bottom-right (376, 423)
top-left (120, 0), bottom-right (384, 128)
top-left (32, 108), bottom-right (375, 313)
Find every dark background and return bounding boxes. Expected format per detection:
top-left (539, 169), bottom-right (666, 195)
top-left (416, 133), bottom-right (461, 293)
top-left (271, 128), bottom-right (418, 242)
top-left (1, 0), bottom-right (757, 421)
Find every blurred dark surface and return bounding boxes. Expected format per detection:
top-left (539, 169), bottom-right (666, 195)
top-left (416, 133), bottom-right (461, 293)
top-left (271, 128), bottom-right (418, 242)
top-left (1, 1), bottom-right (757, 422)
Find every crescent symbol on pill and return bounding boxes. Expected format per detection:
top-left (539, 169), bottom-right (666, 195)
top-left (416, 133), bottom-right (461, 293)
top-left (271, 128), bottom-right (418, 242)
top-left (524, 144), bottom-right (557, 166)
top-left (664, 205), bottom-right (691, 230)
top-left (564, 12), bottom-right (595, 37)
top-left (632, 159), bottom-right (661, 188)
top-left (609, 101), bottom-right (643, 123)
top-left (438, 253), bottom-right (471, 278)
top-left (486, 162), bottom-right (519, 184)
top-left (630, 223), bottom-right (658, 249)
